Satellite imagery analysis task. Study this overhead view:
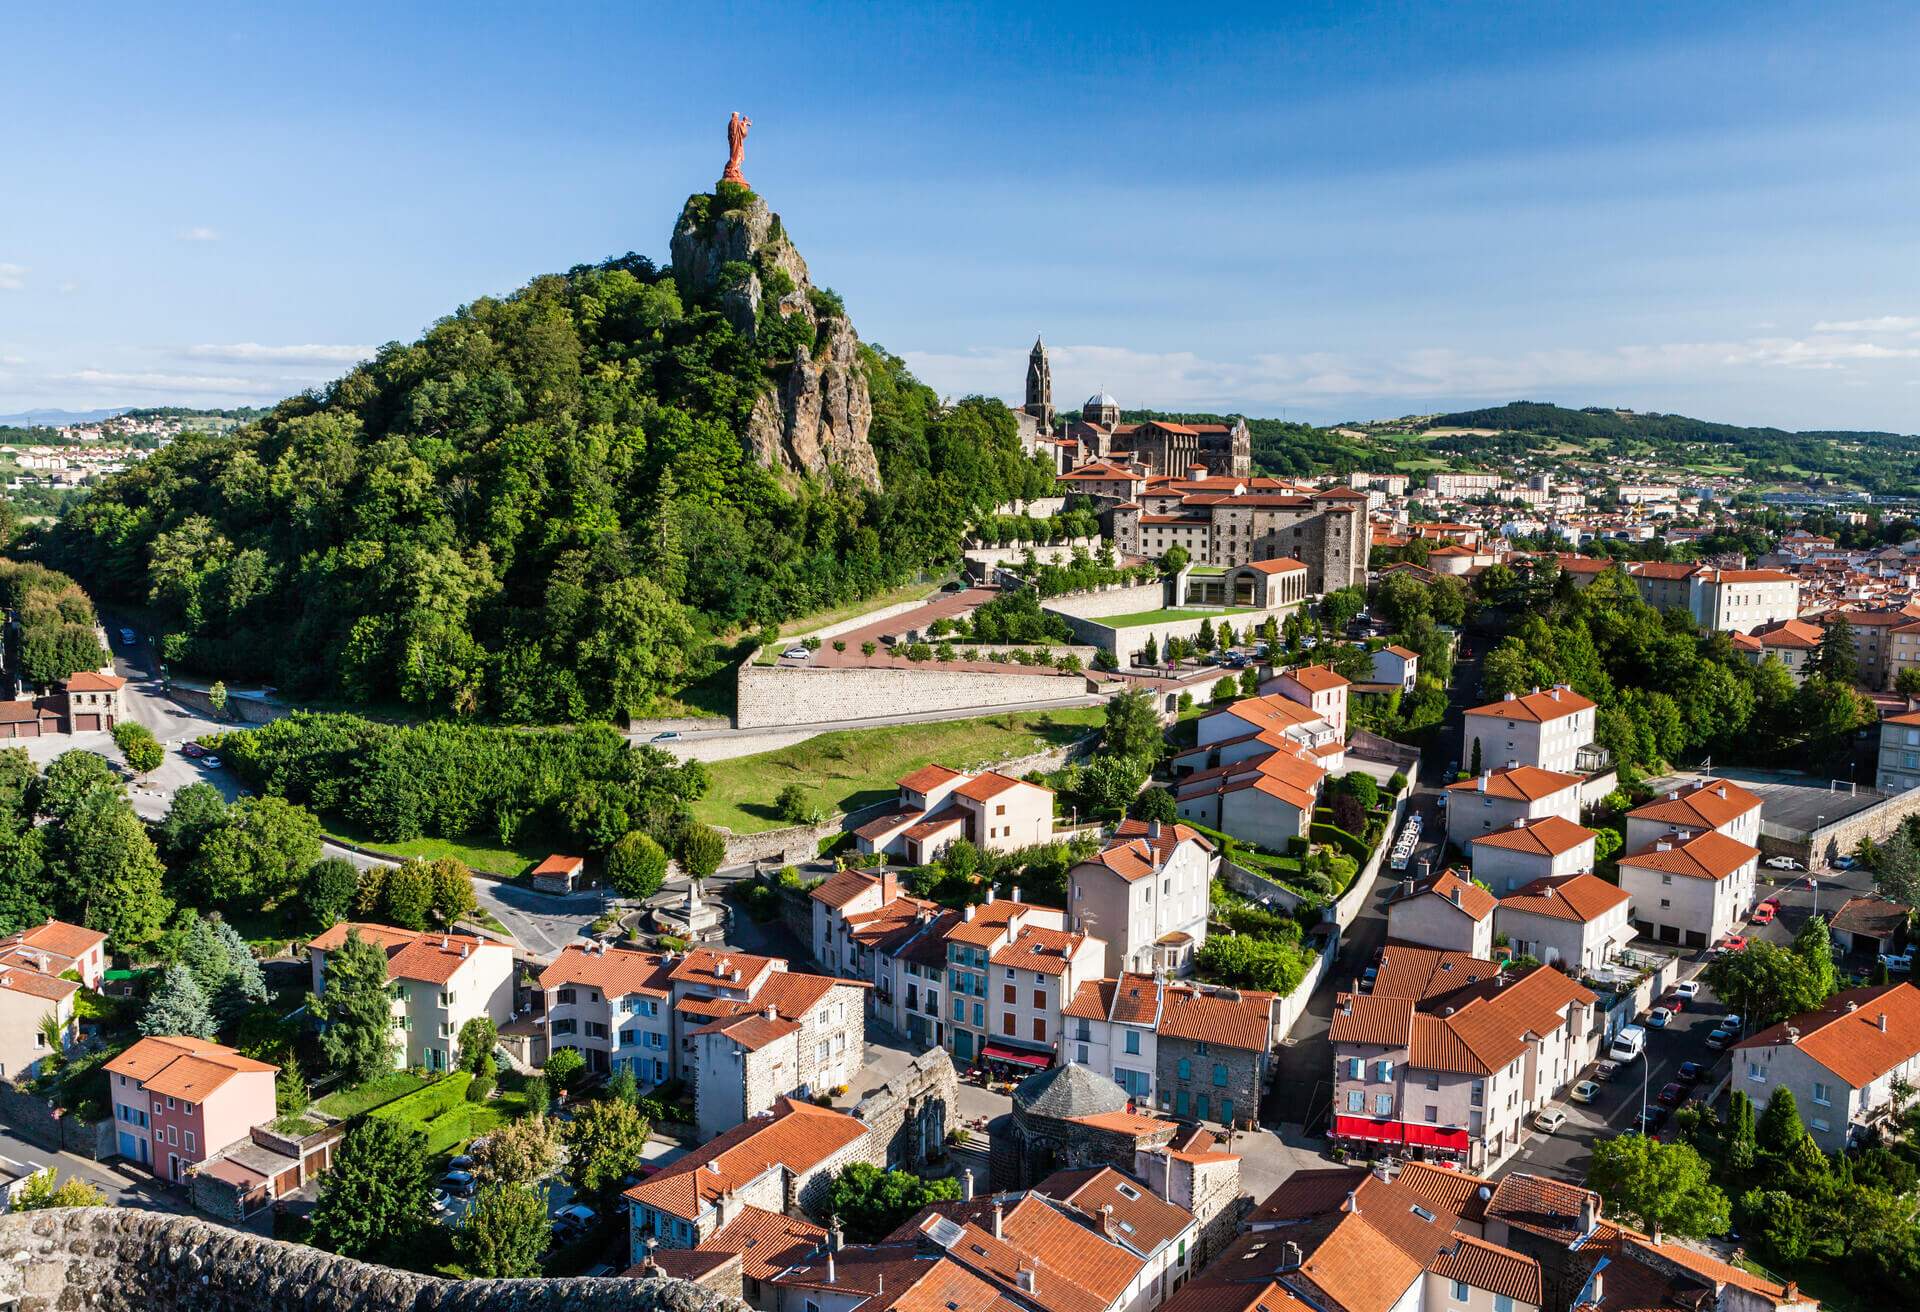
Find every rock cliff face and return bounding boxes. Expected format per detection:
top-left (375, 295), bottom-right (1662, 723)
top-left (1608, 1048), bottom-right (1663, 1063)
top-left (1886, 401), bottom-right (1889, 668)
top-left (670, 190), bottom-right (880, 490)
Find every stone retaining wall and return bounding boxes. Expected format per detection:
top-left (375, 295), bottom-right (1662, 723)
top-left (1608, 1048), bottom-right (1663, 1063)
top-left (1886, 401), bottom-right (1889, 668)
top-left (1039, 581), bottom-right (1168, 620)
top-left (735, 663), bottom-right (1090, 729)
top-left (852, 1047), bottom-right (959, 1172)
top-left (0, 1208), bottom-right (745, 1312)
top-left (0, 1082), bottom-right (112, 1158)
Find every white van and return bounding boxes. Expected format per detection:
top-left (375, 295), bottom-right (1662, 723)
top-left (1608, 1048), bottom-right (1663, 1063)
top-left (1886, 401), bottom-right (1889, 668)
top-left (1608, 1025), bottom-right (1647, 1063)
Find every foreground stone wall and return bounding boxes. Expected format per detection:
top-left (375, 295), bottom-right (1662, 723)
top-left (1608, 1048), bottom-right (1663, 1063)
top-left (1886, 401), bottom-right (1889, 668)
top-left (735, 663), bottom-right (1091, 730)
top-left (0, 1208), bottom-right (748, 1312)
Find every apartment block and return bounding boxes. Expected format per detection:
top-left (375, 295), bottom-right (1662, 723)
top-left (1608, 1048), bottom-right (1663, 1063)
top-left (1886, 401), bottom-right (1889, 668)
top-left (1733, 982), bottom-right (1920, 1153)
top-left (1462, 686), bottom-right (1599, 776)
top-left (538, 941), bottom-right (673, 1082)
top-left (1443, 766), bottom-right (1584, 854)
top-left (307, 923), bottom-right (515, 1073)
top-left (854, 765), bottom-right (1055, 864)
top-left (1069, 821), bottom-right (1216, 979)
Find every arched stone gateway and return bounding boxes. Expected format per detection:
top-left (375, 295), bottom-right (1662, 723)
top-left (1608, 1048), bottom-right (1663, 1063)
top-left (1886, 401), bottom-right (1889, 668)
top-left (0, 1208), bottom-right (746, 1312)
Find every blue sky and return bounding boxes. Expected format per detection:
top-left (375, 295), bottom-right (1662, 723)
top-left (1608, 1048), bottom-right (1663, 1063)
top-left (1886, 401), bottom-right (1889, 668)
top-left (3, 1), bottom-right (1918, 429)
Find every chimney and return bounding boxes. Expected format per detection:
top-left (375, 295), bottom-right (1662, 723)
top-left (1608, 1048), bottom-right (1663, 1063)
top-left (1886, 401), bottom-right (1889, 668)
top-left (706, 1160), bottom-right (722, 1174)
top-left (1012, 884), bottom-right (1022, 903)
top-left (965, 905), bottom-right (977, 923)
top-left (1655, 841), bottom-right (1672, 852)
top-left (460, 944), bottom-right (469, 958)
top-left (1879, 1012), bottom-right (1889, 1032)
top-left (877, 1274), bottom-right (884, 1295)
top-left (1149, 819), bottom-right (1163, 839)
top-left (963, 1170), bottom-right (975, 1201)
top-left (1450, 886), bottom-right (1461, 906)
top-left (1400, 878), bottom-right (1414, 897)
top-left (828, 1215), bottom-right (844, 1252)
top-left (1591, 1271), bottom-right (1604, 1303)
top-left (1016, 1268), bottom-right (1036, 1294)
top-left (1101, 1203), bottom-right (1115, 1237)
top-left (764, 1004), bottom-right (778, 1021)
top-left (1282, 1240), bottom-right (1303, 1270)
top-left (986, 887), bottom-right (996, 905)
top-left (1345, 1189), bottom-right (1359, 1214)
top-left (826, 1252), bottom-right (836, 1283)
top-left (1580, 1191), bottom-right (1599, 1236)
top-left (1651, 1222), bottom-right (1663, 1246)
top-left (1550, 687), bottom-right (1561, 701)
top-left (1511, 818), bottom-right (1525, 830)
top-left (993, 1199), bottom-right (1004, 1238)
top-left (643, 1237), bottom-right (660, 1276)
top-left (1477, 774), bottom-right (1487, 793)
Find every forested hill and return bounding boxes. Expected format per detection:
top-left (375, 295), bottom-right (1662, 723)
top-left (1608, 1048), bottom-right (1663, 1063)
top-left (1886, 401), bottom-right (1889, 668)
top-left (1422, 401), bottom-right (1920, 490)
top-left (35, 186), bottom-right (1055, 722)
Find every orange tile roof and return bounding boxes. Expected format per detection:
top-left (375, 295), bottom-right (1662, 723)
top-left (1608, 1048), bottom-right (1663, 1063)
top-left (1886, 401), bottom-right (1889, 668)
top-left (1469, 815), bottom-right (1598, 859)
top-left (1445, 764), bottom-right (1583, 803)
top-left (1464, 686), bottom-right (1596, 722)
top-left (538, 943), bottom-right (671, 998)
top-left (308, 922), bottom-right (419, 954)
top-left (898, 763), bottom-right (966, 794)
top-left (1244, 557), bottom-right (1306, 574)
top-left (624, 1098), bottom-right (867, 1221)
top-left (64, 671), bottom-right (126, 691)
top-left (1329, 993), bottom-right (1415, 1048)
top-left (1484, 1173), bottom-right (1598, 1244)
top-left (1391, 869), bottom-right (1497, 921)
top-left (668, 947), bottom-right (781, 987)
top-left (1208, 693), bottom-right (1326, 737)
top-left (0, 967), bottom-right (77, 1002)
top-left (1617, 829), bottom-right (1759, 882)
top-left (1064, 973), bottom-right (1164, 1025)
top-left (693, 1011), bottom-right (800, 1050)
top-left (1041, 1165), bottom-right (1192, 1256)
top-left (308, 922), bottom-right (500, 985)
top-left (1497, 873), bottom-right (1629, 923)
top-left (1370, 942), bottom-right (1502, 1002)
top-left (1626, 778), bottom-right (1762, 830)
top-left (1296, 1211), bottom-right (1426, 1312)
top-left (1426, 1233), bottom-right (1542, 1306)
top-left (1282, 664), bottom-right (1349, 693)
top-left (956, 770), bottom-right (1044, 802)
top-left (1734, 982), bottom-right (1920, 1089)
top-left (1155, 983), bottom-right (1274, 1052)
top-left (809, 868), bottom-right (881, 908)
top-left (105, 1035), bottom-right (276, 1102)
top-left (990, 926), bottom-right (1093, 976)
top-left (694, 1204), bottom-right (824, 1281)
top-left (1, 919), bottom-right (105, 961)
top-left (531, 854), bottom-right (584, 877)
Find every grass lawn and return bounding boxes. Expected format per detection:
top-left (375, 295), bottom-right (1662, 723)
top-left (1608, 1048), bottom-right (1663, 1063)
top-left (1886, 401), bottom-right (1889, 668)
top-left (1104, 606), bottom-right (1264, 628)
top-left (692, 706), bottom-right (1106, 833)
top-left (313, 1070), bottom-right (430, 1119)
top-left (319, 819), bottom-right (549, 878)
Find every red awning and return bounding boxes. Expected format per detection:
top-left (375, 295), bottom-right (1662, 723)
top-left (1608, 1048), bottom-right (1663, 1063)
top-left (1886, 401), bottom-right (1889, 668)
top-left (1333, 1115), bottom-right (1470, 1151)
top-left (981, 1044), bottom-right (1052, 1068)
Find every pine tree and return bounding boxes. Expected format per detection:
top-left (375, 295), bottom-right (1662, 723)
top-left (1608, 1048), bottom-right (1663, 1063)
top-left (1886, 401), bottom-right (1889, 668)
top-left (1757, 1086), bottom-right (1808, 1157)
top-left (140, 963), bottom-right (216, 1038)
top-left (1141, 634), bottom-right (1158, 667)
top-left (212, 920), bottom-right (269, 1025)
top-left (1725, 1089), bottom-right (1757, 1172)
top-left (1791, 913), bottom-right (1836, 1002)
top-left (311, 929), bottom-right (398, 1084)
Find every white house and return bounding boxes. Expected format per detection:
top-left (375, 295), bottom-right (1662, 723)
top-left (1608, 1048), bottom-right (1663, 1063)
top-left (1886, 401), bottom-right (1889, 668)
top-left (1732, 982), bottom-right (1920, 1153)
top-left (1070, 821), bottom-right (1217, 979)
top-left (1494, 873), bottom-right (1634, 973)
top-left (1617, 829), bottom-right (1760, 950)
top-left (1688, 567), bottom-right (1800, 633)
top-left (1623, 777), bottom-right (1761, 851)
top-left (308, 924), bottom-right (515, 1073)
top-left (1444, 766), bottom-right (1584, 854)
top-left (538, 942), bottom-right (673, 1082)
top-left (1062, 973), bottom-right (1163, 1101)
top-left (1384, 869), bottom-right (1497, 957)
top-left (1270, 664), bottom-right (1350, 741)
top-left (1468, 815), bottom-right (1598, 892)
top-left (1463, 685), bottom-right (1598, 775)
top-left (1369, 644), bottom-right (1420, 692)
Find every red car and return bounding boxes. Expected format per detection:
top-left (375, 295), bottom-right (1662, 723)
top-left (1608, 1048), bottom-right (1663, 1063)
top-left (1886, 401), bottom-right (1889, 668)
top-left (1657, 1082), bottom-right (1686, 1106)
top-left (1718, 935), bottom-right (1749, 953)
top-left (180, 742), bottom-right (206, 759)
top-left (1661, 993), bottom-right (1687, 1012)
top-left (1750, 904), bottom-right (1776, 926)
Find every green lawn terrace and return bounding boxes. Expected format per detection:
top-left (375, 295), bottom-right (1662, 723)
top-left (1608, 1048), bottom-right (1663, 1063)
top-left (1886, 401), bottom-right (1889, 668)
top-left (1038, 558), bottom-right (1307, 669)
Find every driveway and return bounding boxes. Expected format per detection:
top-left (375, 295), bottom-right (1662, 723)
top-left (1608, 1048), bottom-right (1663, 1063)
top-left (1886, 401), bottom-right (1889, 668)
top-left (0, 1125), bottom-right (185, 1212)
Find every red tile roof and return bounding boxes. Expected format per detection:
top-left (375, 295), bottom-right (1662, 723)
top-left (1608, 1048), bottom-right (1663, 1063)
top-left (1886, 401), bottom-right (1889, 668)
top-left (1390, 869), bottom-right (1497, 921)
top-left (105, 1035), bottom-right (276, 1102)
top-left (1282, 664), bottom-right (1349, 693)
top-left (1617, 829), bottom-right (1759, 882)
top-left (308, 922), bottom-right (502, 985)
top-left (696, 1205), bottom-right (825, 1281)
top-left (898, 763), bottom-right (966, 794)
top-left (64, 671), bottom-right (126, 692)
top-left (624, 1098), bottom-right (867, 1220)
top-left (1470, 815), bottom-right (1599, 859)
top-left (990, 926), bottom-right (1093, 976)
top-left (1497, 873), bottom-right (1630, 923)
top-left (538, 943), bottom-right (671, 998)
top-left (1464, 686), bottom-right (1596, 722)
top-left (531, 854), bottom-right (584, 877)
top-left (1155, 983), bottom-right (1275, 1052)
top-left (1626, 778), bottom-right (1762, 831)
top-left (1734, 982), bottom-right (1920, 1089)
top-left (1445, 765), bottom-right (1584, 803)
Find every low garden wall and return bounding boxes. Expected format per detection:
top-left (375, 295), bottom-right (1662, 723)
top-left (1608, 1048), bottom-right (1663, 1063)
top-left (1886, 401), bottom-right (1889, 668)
top-left (0, 1082), bottom-right (113, 1159)
top-left (1039, 581), bottom-right (1168, 620)
top-left (735, 663), bottom-right (1091, 730)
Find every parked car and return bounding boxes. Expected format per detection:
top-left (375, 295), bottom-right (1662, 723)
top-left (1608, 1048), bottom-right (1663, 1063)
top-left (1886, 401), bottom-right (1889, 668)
top-left (201, 755), bottom-right (223, 769)
top-left (1676, 1061), bottom-right (1707, 1084)
top-left (1646, 1007), bottom-right (1673, 1029)
top-left (1672, 981), bottom-right (1702, 1000)
top-left (1723, 1013), bottom-right (1743, 1031)
top-left (782, 646), bottom-right (810, 661)
top-left (1719, 934), bottom-right (1749, 953)
top-left (1750, 903), bottom-right (1776, 925)
top-left (649, 730), bottom-right (682, 743)
top-left (1657, 1082), bottom-right (1686, 1107)
top-left (1764, 856), bottom-right (1801, 870)
top-left (1832, 854), bottom-right (1857, 870)
top-left (1879, 949), bottom-right (1915, 974)
top-left (118, 627), bottom-right (137, 645)
top-left (1534, 1108), bottom-right (1568, 1134)
top-left (179, 742), bottom-right (206, 759)
top-left (1592, 1060), bottom-right (1620, 1082)
top-left (1660, 993), bottom-right (1687, 1013)
top-left (552, 1203), bottom-right (596, 1240)
top-left (442, 1170), bottom-right (477, 1198)
top-left (1636, 1106), bottom-right (1670, 1133)
top-left (1570, 1080), bottom-right (1600, 1104)
top-left (1609, 1027), bottom-right (1647, 1062)
top-left (430, 1189), bottom-right (453, 1215)
top-left (1705, 1029), bottom-right (1736, 1051)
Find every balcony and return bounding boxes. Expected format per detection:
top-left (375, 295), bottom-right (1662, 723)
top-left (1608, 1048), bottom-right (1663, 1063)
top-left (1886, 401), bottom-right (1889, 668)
top-left (1575, 743), bottom-right (1613, 773)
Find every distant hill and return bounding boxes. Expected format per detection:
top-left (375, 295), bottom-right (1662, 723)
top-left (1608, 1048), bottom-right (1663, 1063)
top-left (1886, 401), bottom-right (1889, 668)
top-left (0, 407), bottom-right (130, 426)
top-left (1428, 401), bottom-right (1909, 447)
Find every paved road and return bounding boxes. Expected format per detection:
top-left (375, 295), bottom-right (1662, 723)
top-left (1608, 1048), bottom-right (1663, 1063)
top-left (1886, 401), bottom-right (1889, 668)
top-left (648, 695), bottom-right (1107, 760)
top-left (0, 1124), bottom-right (186, 1211)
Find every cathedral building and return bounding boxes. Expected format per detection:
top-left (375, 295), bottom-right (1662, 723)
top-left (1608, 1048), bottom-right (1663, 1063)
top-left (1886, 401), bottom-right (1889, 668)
top-left (1111, 476), bottom-right (1369, 595)
top-left (1017, 337), bottom-right (1252, 478)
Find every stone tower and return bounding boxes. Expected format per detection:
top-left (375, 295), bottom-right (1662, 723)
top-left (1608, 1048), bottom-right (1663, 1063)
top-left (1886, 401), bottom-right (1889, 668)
top-left (1024, 336), bottom-right (1055, 432)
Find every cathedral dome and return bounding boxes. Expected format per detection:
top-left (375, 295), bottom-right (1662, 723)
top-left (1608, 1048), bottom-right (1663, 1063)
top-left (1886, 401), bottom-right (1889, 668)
top-left (1085, 393), bottom-right (1118, 410)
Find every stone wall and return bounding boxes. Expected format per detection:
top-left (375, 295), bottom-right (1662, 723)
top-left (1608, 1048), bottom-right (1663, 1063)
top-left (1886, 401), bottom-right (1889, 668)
top-left (794, 589), bottom-right (958, 647)
top-left (1154, 1035), bottom-right (1263, 1129)
top-left (0, 1208), bottom-right (747, 1312)
top-left (963, 538), bottom-right (1100, 576)
top-left (1802, 784), bottom-right (1920, 868)
top-left (0, 1082), bottom-right (112, 1158)
top-left (735, 663), bottom-right (1092, 730)
top-left (1039, 581), bottom-right (1168, 620)
top-left (851, 1047), bottom-right (958, 1172)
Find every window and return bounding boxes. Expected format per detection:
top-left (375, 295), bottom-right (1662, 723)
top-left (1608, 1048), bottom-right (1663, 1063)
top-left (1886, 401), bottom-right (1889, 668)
top-left (1495, 1297), bottom-right (1515, 1312)
top-left (1811, 1116), bottom-right (1831, 1132)
top-left (1003, 1014), bottom-right (1016, 1036)
top-left (1747, 1062), bottom-right (1766, 1083)
top-left (1213, 1064), bottom-right (1228, 1087)
top-left (558, 988), bottom-right (576, 1004)
top-left (1077, 1044), bottom-right (1089, 1063)
top-left (1033, 990), bottom-right (1046, 1009)
top-left (1812, 1081), bottom-right (1831, 1105)
top-left (1347, 1089), bottom-right (1364, 1112)
top-left (1376, 1059), bottom-right (1393, 1081)
top-left (953, 997), bottom-right (966, 1021)
top-left (1033, 1018), bottom-right (1046, 1041)
top-left (167, 1126), bottom-right (177, 1145)
top-left (1004, 984), bottom-right (1016, 1004)
top-left (1348, 1057), bottom-right (1363, 1080)
top-left (1178, 1058), bottom-right (1192, 1080)
top-left (1451, 1279), bottom-right (1469, 1301)
top-left (1374, 1093), bottom-right (1393, 1116)
top-left (1425, 1105), bottom-right (1438, 1123)
top-left (184, 1131), bottom-right (195, 1153)
top-left (972, 1003), bottom-right (984, 1027)
top-left (1425, 1072), bottom-right (1439, 1091)
top-left (1125, 1031), bottom-right (1140, 1056)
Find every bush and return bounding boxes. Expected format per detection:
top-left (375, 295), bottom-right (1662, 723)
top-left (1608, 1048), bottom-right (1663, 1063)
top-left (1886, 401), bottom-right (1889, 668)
top-left (1340, 772), bottom-right (1380, 810)
top-left (606, 831), bottom-right (669, 898)
top-left (775, 784), bottom-right (822, 826)
top-left (1388, 771), bottom-right (1408, 793)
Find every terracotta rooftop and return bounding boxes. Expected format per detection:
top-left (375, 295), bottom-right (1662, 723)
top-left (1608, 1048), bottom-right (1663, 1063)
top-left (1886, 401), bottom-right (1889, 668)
top-left (1369, 941), bottom-right (1502, 1002)
top-left (0, 919), bottom-right (105, 963)
top-left (537, 943), bottom-right (671, 999)
top-left (64, 671), bottom-right (127, 692)
top-left (1464, 685), bottom-right (1597, 722)
top-left (1617, 829), bottom-right (1759, 882)
top-left (1444, 765), bottom-right (1584, 803)
top-left (1626, 777), bottom-right (1762, 830)
top-left (990, 926), bottom-right (1093, 976)
top-left (624, 1098), bottom-right (867, 1221)
top-left (1389, 869), bottom-right (1497, 922)
top-left (1282, 664), bottom-right (1349, 693)
top-left (1470, 815), bottom-right (1599, 859)
top-left (897, 763), bottom-right (966, 794)
top-left (105, 1035), bottom-right (276, 1102)
top-left (1497, 873), bottom-right (1630, 924)
top-left (1155, 983), bottom-right (1275, 1052)
top-left (308, 923), bottom-right (502, 985)
top-left (1734, 982), bottom-right (1920, 1089)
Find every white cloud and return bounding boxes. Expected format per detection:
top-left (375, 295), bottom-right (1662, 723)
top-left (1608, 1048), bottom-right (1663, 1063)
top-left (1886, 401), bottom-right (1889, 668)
top-left (0, 264), bottom-right (24, 291)
top-left (1812, 315), bottom-right (1920, 333)
top-left (0, 355), bottom-right (25, 368)
top-left (184, 342), bottom-right (374, 366)
top-left (905, 323), bottom-right (1920, 416)
top-left (178, 226), bottom-right (220, 242)
top-left (54, 368), bottom-right (290, 396)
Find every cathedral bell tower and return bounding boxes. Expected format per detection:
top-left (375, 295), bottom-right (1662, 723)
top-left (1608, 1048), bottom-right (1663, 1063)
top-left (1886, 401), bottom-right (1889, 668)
top-left (1024, 336), bottom-right (1055, 433)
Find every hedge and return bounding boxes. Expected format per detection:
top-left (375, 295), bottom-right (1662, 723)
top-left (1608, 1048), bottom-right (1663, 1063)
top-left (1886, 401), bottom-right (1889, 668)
top-left (1310, 822), bottom-right (1371, 862)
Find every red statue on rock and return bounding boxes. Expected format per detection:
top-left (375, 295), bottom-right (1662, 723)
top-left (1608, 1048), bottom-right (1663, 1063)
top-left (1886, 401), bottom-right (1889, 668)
top-left (723, 111), bottom-right (751, 187)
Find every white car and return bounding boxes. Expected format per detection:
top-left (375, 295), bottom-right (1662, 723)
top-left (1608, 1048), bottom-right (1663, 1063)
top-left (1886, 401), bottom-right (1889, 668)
top-left (1879, 951), bottom-right (1913, 974)
top-left (1763, 856), bottom-right (1801, 870)
top-left (1534, 1108), bottom-right (1568, 1134)
top-left (1672, 981), bottom-right (1702, 1000)
top-left (782, 646), bottom-right (810, 661)
top-left (1569, 1080), bottom-right (1600, 1105)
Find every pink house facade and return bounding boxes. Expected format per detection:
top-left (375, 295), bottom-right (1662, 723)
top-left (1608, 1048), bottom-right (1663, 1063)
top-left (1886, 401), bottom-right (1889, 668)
top-left (106, 1036), bottom-right (277, 1183)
